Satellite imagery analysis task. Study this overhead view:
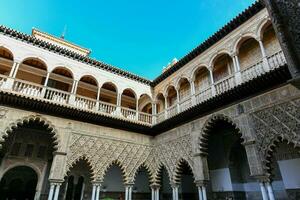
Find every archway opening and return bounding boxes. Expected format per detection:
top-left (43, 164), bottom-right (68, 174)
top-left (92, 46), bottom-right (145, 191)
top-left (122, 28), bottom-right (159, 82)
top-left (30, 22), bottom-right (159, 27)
top-left (76, 75), bottom-right (98, 110)
top-left (176, 160), bottom-right (197, 200)
top-left (261, 22), bottom-right (281, 58)
top-left (16, 58), bottom-right (48, 85)
top-left (178, 78), bottom-right (190, 101)
top-left (100, 82), bottom-right (118, 105)
top-left (267, 139), bottom-right (300, 199)
top-left (138, 94), bottom-right (152, 114)
top-left (102, 163), bottom-right (126, 199)
top-left (0, 119), bottom-right (56, 200)
top-left (193, 67), bottom-right (210, 94)
top-left (157, 165), bottom-right (172, 200)
top-left (204, 118), bottom-right (252, 200)
top-left (121, 89), bottom-right (137, 119)
top-left (61, 158), bottom-right (93, 200)
top-left (48, 67), bottom-right (73, 92)
top-left (0, 47), bottom-right (14, 77)
top-left (133, 166), bottom-right (151, 199)
top-left (237, 38), bottom-right (262, 71)
top-left (212, 54), bottom-right (234, 83)
top-left (0, 166), bottom-right (38, 200)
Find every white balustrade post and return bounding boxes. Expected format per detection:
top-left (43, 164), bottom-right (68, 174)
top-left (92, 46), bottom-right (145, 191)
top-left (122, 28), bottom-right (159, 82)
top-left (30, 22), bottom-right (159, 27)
top-left (259, 182), bottom-right (269, 200)
top-left (41, 72), bottom-right (50, 98)
top-left (47, 183), bottom-right (55, 200)
top-left (191, 80), bottom-right (196, 106)
top-left (209, 69), bottom-right (216, 96)
top-left (95, 86), bottom-right (101, 111)
top-left (176, 89), bottom-right (180, 113)
top-left (258, 39), bottom-right (270, 72)
top-left (4, 62), bottom-right (20, 90)
top-left (152, 102), bottom-right (157, 124)
top-left (266, 182), bottom-right (275, 200)
top-left (69, 80), bottom-right (78, 105)
top-left (53, 183), bottom-right (61, 200)
top-left (233, 55), bottom-right (242, 85)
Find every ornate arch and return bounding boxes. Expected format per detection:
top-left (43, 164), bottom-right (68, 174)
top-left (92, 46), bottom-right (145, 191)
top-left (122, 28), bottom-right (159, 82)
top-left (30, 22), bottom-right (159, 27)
top-left (131, 162), bottom-right (155, 184)
top-left (233, 33), bottom-right (259, 54)
top-left (64, 156), bottom-right (95, 180)
top-left (199, 114), bottom-right (243, 155)
top-left (172, 158), bottom-right (195, 184)
top-left (152, 162), bottom-right (172, 185)
top-left (99, 159), bottom-right (129, 183)
top-left (0, 115), bottom-right (60, 150)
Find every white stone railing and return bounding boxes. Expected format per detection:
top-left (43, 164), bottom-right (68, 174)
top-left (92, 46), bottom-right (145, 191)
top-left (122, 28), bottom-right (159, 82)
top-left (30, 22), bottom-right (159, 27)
top-left (167, 104), bottom-right (178, 118)
top-left (75, 95), bottom-right (97, 111)
top-left (138, 112), bottom-right (152, 124)
top-left (0, 51), bottom-right (287, 125)
top-left (214, 75), bottom-right (235, 95)
top-left (179, 97), bottom-right (192, 112)
top-left (195, 87), bottom-right (212, 104)
top-left (121, 107), bottom-right (137, 120)
top-left (268, 50), bottom-right (286, 70)
top-left (44, 87), bottom-right (70, 104)
top-left (98, 101), bottom-right (117, 115)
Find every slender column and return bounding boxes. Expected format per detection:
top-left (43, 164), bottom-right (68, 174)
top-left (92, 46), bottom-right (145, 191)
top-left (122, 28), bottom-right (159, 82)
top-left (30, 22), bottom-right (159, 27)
top-left (259, 182), bottom-right (269, 200)
top-left (197, 186), bottom-right (203, 200)
top-left (91, 184), bottom-right (96, 200)
top-left (69, 80), bottom-right (78, 105)
top-left (233, 55), bottom-right (242, 85)
top-left (175, 186), bottom-right (179, 200)
top-left (125, 186), bottom-right (129, 200)
top-left (172, 185), bottom-right (179, 200)
top-left (80, 182), bottom-right (85, 200)
top-left (151, 187), bottom-right (155, 200)
top-left (95, 86), bottom-right (101, 111)
top-left (176, 89), bottom-right (180, 113)
top-left (266, 182), bottom-right (275, 200)
top-left (190, 81), bottom-right (196, 105)
top-left (41, 72), bottom-right (51, 97)
top-left (47, 183), bottom-right (55, 200)
top-left (201, 186), bottom-right (207, 200)
top-left (164, 95), bottom-right (168, 119)
top-left (95, 184), bottom-right (101, 200)
top-left (155, 189), bottom-right (159, 200)
top-left (135, 98), bottom-right (139, 120)
top-left (116, 93), bottom-right (122, 115)
top-left (4, 62), bottom-right (20, 90)
top-left (258, 39), bottom-right (271, 72)
top-left (53, 183), bottom-right (61, 200)
top-left (152, 102), bottom-right (157, 124)
top-left (128, 185), bottom-right (132, 200)
top-left (11, 62), bottom-right (20, 78)
top-left (209, 69), bottom-right (216, 96)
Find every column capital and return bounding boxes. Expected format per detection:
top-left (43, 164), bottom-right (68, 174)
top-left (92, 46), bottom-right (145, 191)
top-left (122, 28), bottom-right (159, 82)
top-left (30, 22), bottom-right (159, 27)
top-left (49, 179), bottom-right (64, 184)
top-left (194, 180), bottom-right (208, 187)
top-left (91, 180), bottom-right (103, 186)
top-left (170, 183), bottom-right (179, 189)
top-left (150, 183), bottom-right (161, 189)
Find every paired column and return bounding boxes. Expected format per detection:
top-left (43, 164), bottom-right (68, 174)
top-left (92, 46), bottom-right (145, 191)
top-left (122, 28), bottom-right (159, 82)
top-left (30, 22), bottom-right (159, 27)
top-left (69, 80), bottom-right (78, 104)
top-left (259, 181), bottom-right (275, 200)
top-left (164, 95), bottom-right (168, 119)
top-left (125, 184), bottom-right (133, 200)
top-left (258, 39), bottom-right (271, 72)
top-left (196, 182), bottom-right (207, 200)
top-left (152, 102), bottom-right (157, 124)
top-left (47, 182), bottom-right (62, 200)
top-left (151, 184), bottom-right (160, 200)
top-left (91, 182), bottom-right (102, 200)
top-left (41, 72), bottom-right (51, 97)
top-left (209, 69), bottom-right (216, 96)
top-left (116, 93), bottom-right (122, 115)
top-left (95, 86), bottom-right (101, 111)
top-left (4, 61), bottom-right (20, 90)
top-left (190, 80), bottom-right (196, 105)
top-left (232, 54), bottom-right (242, 85)
top-left (176, 89), bottom-right (180, 113)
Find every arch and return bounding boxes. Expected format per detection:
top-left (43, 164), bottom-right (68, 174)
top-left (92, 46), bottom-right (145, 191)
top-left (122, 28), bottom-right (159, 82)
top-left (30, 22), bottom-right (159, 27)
top-left (191, 65), bottom-right (210, 81)
top-left (233, 33), bottom-right (259, 54)
top-left (263, 136), bottom-right (300, 177)
top-left (193, 66), bottom-right (211, 93)
top-left (211, 53), bottom-right (234, 83)
top-left (175, 76), bottom-right (190, 90)
top-left (76, 75), bottom-right (99, 100)
top-left (153, 163), bottom-right (172, 185)
top-left (19, 57), bottom-right (48, 71)
top-left (0, 165), bottom-right (39, 200)
top-left (257, 18), bottom-right (272, 41)
top-left (101, 160), bottom-right (128, 183)
top-left (199, 114), bottom-right (242, 155)
top-left (51, 66), bottom-right (74, 79)
top-left (138, 94), bottom-right (152, 113)
top-left (0, 46), bottom-right (14, 61)
top-left (121, 88), bottom-right (137, 110)
top-left (209, 49), bottom-right (232, 68)
top-left (173, 158), bottom-right (194, 184)
top-left (177, 77), bottom-right (191, 101)
top-left (99, 81), bottom-right (118, 105)
top-left (155, 93), bottom-right (166, 114)
top-left (0, 115), bottom-right (60, 151)
top-left (0, 163), bottom-right (42, 181)
top-left (0, 46), bottom-right (14, 76)
top-left (65, 156), bottom-right (95, 180)
top-left (78, 75), bottom-right (99, 87)
top-left (165, 85), bottom-right (177, 107)
top-left (132, 162), bottom-right (154, 184)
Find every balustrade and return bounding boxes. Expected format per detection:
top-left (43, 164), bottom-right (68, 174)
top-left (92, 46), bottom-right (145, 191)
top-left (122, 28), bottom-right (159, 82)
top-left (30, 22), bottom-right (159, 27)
top-left (0, 51), bottom-right (287, 125)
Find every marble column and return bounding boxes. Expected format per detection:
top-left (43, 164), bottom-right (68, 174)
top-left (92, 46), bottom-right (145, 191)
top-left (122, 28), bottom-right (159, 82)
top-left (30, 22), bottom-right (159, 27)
top-left (259, 182), bottom-right (269, 200)
top-left (266, 182), bottom-right (275, 200)
top-left (233, 54), bottom-right (242, 84)
top-left (53, 183), bottom-right (61, 200)
top-left (258, 39), bottom-right (271, 72)
top-left (209, 69), bottom-right (216, 96)
top-left (91, 184), bottom-right (96, 200)
top-left (47, 183), bottom-right (55, 200)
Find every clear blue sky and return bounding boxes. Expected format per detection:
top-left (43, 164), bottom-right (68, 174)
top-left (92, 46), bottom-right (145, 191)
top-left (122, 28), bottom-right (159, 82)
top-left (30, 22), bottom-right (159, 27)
top-left (0, 0), bottom-right (255, 80)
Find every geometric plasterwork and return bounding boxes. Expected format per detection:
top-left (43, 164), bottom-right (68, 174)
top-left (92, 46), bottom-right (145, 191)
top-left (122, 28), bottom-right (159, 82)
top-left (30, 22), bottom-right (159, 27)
top-left (66, 133), bottom-right (193, 185)
top-left (251, 99), bottom-right (300, 172)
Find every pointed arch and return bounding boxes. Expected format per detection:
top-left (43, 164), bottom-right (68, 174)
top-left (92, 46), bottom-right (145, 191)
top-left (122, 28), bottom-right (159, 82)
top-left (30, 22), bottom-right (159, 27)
top-left (153, 162), bottom-right (172, 185)
top-left (173, 158), bottom-right (195, 184)
top-left (0, 115), bottom-right (60, 151)
top-left (199, 114), bottom-right (243, 155)
top-left (100, 160), bottom-right (128, 183)
top-left (132, 162), bottom-right (154, 184)
top-left (65, 156), bottom-right (95, 180)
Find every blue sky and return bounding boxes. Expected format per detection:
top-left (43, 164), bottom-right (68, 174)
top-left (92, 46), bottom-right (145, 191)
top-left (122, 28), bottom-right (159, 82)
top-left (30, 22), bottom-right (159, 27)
top-left (0, 0), bottom-right (255, 80)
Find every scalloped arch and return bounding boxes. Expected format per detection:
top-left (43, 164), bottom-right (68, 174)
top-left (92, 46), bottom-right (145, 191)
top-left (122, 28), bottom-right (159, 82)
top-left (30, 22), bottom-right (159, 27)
top-left (99, 159), bottom-right (129, 183)
top-left (172, 158), bottom-right (195, 184)
top-left (65, 156), bottom-right (95, 180)
top-left (0, 115), bottom-right (60, 151)
top-left (199, 114), bottom-right (243, 155)
top-left (132, 162), bottom-right (155, 184)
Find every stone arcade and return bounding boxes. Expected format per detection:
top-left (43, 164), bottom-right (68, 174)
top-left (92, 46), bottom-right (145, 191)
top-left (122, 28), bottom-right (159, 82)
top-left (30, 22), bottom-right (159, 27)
top-left (0, 1), bottom-right (299, 200)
